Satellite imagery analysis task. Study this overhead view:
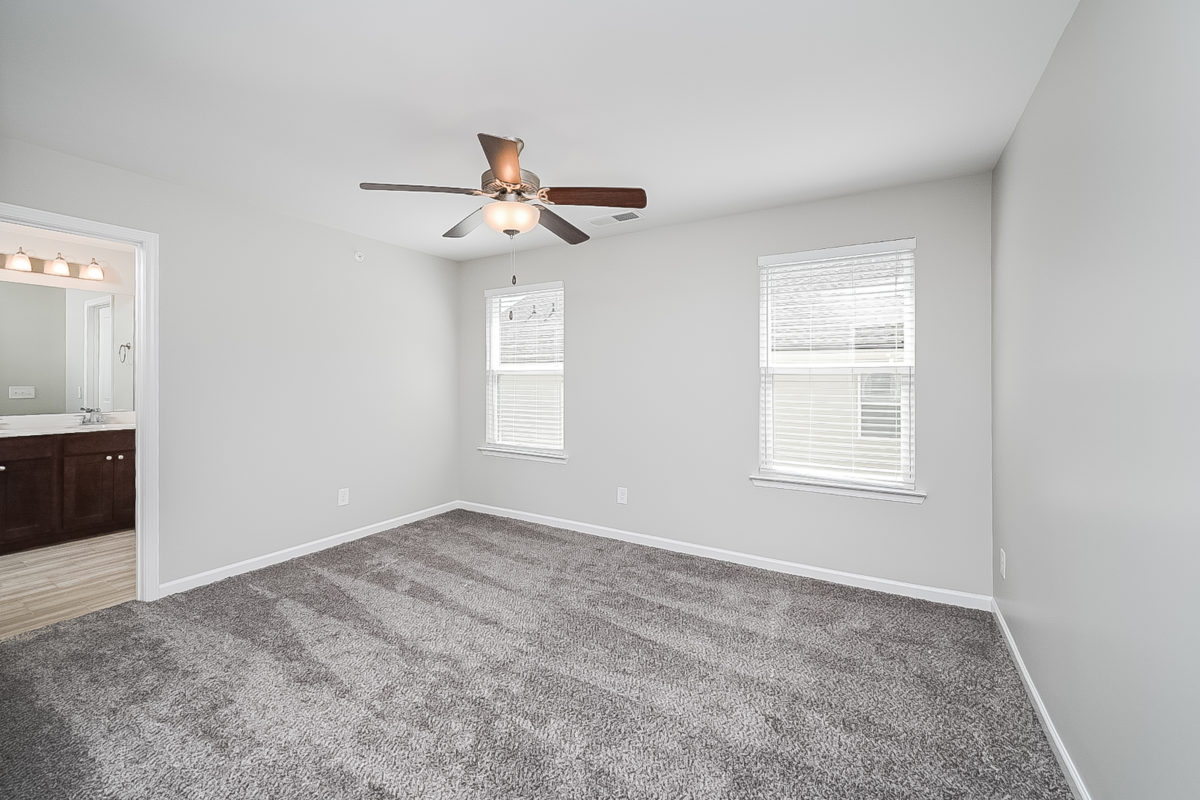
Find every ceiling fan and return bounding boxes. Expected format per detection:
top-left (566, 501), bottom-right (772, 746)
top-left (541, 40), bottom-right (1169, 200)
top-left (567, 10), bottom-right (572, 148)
top-left (361, 133), bottom-right (647, 245)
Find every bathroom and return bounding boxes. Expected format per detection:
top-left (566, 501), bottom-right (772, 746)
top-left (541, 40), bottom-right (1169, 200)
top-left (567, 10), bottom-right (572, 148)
top-left (0, 220), bottom-right (137, 637)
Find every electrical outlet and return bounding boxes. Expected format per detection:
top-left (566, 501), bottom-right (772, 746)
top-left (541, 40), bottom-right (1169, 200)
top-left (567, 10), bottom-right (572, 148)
top-left (616, 486), bottom-right (628, 505)
top-left (999, 548), bottom-right (1007, 580)
top-left (337, 487), bottom-right (350, 506)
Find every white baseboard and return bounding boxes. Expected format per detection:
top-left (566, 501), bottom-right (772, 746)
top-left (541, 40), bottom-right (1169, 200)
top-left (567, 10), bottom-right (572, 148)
top-left (157, 501), bottom-right (459, 597)
top-left (159, 498), bottom-right (991, 611)
top-left (458, 501), bottom-right (992, 611)
top-left (992, 599), bottom-right (1092, 800)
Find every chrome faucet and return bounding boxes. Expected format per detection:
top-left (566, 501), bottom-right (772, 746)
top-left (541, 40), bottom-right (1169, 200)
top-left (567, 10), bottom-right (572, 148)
top-left (79, 407), bottom-right (106, 425)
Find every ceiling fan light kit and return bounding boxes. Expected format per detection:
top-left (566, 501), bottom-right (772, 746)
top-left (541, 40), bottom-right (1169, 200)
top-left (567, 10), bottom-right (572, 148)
top-left (483, 202), bottom-right (540, 236)
top-left (361, 133), bottom-right (647, 246)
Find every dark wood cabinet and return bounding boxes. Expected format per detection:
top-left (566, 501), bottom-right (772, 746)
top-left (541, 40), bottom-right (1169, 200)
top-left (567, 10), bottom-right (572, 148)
top-left (113, 451), bottom-right (136, 527)
top-left (0, 437), bottom-right (58, 549)
top-left (63, 452), bottom-right (117, 530)
top-left (0, 429), bottom-right (134, 555)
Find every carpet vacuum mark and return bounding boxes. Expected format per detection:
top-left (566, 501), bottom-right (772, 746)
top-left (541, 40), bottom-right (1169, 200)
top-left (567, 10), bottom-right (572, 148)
top-left (0, 510), bottom-right (1071, 799)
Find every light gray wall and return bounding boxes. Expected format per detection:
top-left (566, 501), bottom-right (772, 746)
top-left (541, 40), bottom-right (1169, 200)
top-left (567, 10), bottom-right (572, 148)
top-left (458, 174), bottom-right (993, 595)
top-left (0, 281), bottom-right (65, 414)
top-left (992, 1), bottom-right (1199, 797)
top-left (0, 137), bottom-right (460, 584)
top-left (112, 293), bottom-right (135, 411)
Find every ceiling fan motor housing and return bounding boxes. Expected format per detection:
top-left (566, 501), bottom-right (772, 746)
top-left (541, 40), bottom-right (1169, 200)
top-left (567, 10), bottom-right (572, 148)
top-left (482, 168), bottom-right (540, 197)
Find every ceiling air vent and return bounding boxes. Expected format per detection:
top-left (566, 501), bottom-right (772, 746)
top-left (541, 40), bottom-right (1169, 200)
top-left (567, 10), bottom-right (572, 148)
top-left (589, 210), bottom-right (644, 227)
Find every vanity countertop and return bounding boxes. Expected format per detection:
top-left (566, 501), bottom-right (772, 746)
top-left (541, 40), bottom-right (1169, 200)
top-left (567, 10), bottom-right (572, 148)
top-left (0, 413), bottom-right (136, 439)
top-left (0, 423), bottom-right (136, 439)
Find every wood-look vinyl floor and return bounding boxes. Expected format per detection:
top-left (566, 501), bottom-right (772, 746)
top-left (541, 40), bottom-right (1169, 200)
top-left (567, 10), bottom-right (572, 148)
top-left (0, 530), bottom-right (136, 640)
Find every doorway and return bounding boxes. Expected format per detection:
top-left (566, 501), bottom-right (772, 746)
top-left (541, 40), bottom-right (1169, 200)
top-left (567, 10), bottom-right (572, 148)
top-left (0, 202), bottom-right (159, 616)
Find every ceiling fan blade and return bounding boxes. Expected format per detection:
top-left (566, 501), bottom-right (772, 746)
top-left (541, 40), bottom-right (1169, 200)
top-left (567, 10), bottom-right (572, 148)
top-left (534, 205), bottom-right (589, 245)
top-left (359, 183), bottom-right (482, 195)
top-left (477, 134), bottom-right (523, 185)
top-left (443, 207), bottom-right (484, 238)
top-left (540, 187), bottom-right (647, 208)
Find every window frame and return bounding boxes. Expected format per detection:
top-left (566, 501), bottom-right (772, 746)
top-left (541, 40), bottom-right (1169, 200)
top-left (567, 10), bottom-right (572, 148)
top-left (479, 281), bottom-right (567, 463)
top-left (750, 239), bottom-right (925, 503)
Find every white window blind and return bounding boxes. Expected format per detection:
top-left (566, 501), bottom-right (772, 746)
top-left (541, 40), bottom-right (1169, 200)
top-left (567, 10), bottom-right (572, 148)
top-left (758, 239), bottom-right (915, 490)
top-left (484, 282), bottom-right (565, 455)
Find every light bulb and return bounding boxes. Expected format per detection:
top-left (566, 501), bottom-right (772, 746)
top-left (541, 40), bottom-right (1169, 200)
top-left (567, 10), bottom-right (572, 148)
top-left (48, 253), bottom-right (71, 276)
top-left (483, 201), bottom-right (540, 235)
top-left (82, 258), bottom-right (105, 280)
top-left (7, 247), bottom-right (32, 272)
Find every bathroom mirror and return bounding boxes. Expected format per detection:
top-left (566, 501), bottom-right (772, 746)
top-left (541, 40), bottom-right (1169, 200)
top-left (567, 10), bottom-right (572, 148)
top-left (0, 280), bottom-right (135, 416)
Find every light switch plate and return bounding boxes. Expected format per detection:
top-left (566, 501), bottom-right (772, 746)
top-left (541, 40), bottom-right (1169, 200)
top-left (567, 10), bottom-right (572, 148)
top-left (8, 386), bottom-right (35, 399)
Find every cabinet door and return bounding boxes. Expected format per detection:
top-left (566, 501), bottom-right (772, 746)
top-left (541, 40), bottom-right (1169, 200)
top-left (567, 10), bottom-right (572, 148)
top-left (0, 456), bottom-right (56, 547)
top-left (62, 453), bottom-right (114, 531)
top-left (112, 451), bottom-right (135, 528)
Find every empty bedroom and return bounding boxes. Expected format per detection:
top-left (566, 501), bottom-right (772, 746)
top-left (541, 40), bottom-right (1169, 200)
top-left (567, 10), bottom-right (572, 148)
top-left (0, 1), bottom-right (1194, 798)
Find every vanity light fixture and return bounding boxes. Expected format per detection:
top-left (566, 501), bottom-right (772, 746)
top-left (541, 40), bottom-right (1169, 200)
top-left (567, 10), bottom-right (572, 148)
top-left (81, 258), bottom-right (105, 281)
top-left (6, 246), bottom-right (32, 272)
top-left (47, 252), bottom-right (72, 276)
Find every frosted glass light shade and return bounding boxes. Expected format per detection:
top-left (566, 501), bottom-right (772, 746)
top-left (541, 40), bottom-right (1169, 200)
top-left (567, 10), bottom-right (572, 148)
top-left (483, 201), bottom-right (540, 235)
top-left (48, 252), bottom-right (71, 276)
top-left (82, 258), bottom-right (105, 280)
top-left (7, 247), bottom-right (32, 271)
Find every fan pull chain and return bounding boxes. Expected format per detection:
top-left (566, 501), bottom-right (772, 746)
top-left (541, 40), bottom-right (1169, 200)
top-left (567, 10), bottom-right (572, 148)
top-left (509, 233), bottom-right (517, 285)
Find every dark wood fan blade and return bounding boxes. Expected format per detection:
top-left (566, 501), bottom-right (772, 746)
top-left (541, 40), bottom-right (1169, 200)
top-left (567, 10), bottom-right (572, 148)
top-left (477, 134), bottom-right (523, 185)
top-left (443, 207), bottom-right (484, 238)
top-left (360, 183), bottom-right (481, 195)
top-left (541, 187), bottom-right (647, 208)
top-left (534, 205), bottom-right (589, 245)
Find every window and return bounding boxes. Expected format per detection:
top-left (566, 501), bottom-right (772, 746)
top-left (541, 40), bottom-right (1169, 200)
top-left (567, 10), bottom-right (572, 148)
top-left (755, 239), bottom-right (917, 496)
top-left (482, 281), bottom-right (565, 459)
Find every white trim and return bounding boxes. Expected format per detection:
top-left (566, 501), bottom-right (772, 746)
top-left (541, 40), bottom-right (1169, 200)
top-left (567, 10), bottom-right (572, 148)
top-left (992, 600), bottom-right (1092, 800)
top-left (82, 294), bottom-right (113, 411)
top-left (758, 237), bottom-right (917, 268)
top-left (458, 501), bottom-right (989, 610)
top-left (749, 473), bottom-right (927, 503)
top-left (159, 499), bottom-right (989, 608)
top-left (483, 280), bottom-right (563, 297)
top-left (0, 202), bottom-right (161, 602)
top-left (477, 445), bottom-right (568, 463)
top-left (158, 501), bottom-right (459, 597)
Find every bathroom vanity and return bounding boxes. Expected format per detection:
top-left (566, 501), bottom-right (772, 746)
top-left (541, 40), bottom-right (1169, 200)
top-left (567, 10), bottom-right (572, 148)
top-left (0, 427), bottom-right (135, 555)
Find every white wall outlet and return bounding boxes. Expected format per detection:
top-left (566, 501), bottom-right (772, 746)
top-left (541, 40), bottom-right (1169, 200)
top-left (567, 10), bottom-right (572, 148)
top-left (8, 386), bottom-right (35, 399)
top-left (999, 547), bottom-right (1007, 580)
top-left (337, 487), bottom-right (350, 506)
top-left (616, 486), bottom-right (628, 504)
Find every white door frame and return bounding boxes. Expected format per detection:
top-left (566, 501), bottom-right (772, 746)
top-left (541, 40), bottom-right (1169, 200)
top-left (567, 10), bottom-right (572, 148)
top-left (0, 201), bottom-right (161, 600)
top-left (82, 294), bottom-right (114, 411)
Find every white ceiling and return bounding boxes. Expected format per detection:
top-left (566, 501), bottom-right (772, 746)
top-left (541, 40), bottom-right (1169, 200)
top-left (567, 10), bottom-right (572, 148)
top-left (0, 1), bottom-right (1077, 261)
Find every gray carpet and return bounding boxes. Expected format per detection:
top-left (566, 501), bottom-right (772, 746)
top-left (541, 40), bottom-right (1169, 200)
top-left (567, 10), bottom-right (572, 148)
top-left (0, 510), bottom-right (1070, 799)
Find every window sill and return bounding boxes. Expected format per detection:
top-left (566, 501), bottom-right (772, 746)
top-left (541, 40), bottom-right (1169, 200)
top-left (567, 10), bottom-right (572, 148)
top-left (749, 473), bottom-right (926, 504)
top-left (479, 445), bottom-right (568, 464)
